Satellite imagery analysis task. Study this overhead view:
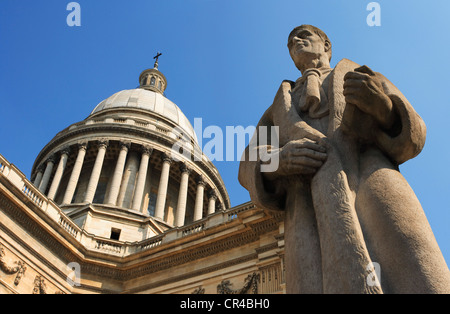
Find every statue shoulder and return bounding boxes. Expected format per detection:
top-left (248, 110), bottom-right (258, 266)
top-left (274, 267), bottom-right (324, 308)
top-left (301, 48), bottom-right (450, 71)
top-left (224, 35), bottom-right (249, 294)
top-left (270, 80), bottom-right (295, 108)
top-left (334, 58), bottom-right (361, 75)
top-left (258, 80), bottom-right (296, 125)
top-left (335, 58), bottom-right (387, 79)
top-left (280, 79), bottom-right (295, 89)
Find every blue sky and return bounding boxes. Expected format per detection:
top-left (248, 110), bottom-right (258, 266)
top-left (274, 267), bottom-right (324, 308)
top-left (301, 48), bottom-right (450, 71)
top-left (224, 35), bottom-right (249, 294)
top-left (1, 1), bottom-right (450, 265)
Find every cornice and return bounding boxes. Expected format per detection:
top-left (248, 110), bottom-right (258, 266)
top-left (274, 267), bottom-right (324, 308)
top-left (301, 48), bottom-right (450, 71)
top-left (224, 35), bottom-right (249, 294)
top-left (122, 252), bottom-right (259, 294)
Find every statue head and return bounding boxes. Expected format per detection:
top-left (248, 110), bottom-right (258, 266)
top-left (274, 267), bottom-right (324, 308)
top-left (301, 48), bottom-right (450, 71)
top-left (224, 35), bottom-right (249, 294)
top-left (287, 25), bottom-right (332, 72)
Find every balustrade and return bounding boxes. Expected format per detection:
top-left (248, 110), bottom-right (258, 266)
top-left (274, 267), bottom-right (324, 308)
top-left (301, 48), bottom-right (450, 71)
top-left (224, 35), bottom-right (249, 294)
top-left (22, 184), bottom-right (44, 208)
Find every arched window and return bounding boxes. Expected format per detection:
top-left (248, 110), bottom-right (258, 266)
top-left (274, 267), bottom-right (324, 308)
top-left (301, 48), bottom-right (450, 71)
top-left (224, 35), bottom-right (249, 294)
top-left (158, 80), bottom-right (162, 90)
top-left (150, 77), bottom-right (156, 86)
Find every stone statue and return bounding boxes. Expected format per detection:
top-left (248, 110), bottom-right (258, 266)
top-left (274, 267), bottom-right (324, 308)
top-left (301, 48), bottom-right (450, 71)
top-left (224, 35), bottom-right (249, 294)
top-left (239, 25), bottom-right (450, 294)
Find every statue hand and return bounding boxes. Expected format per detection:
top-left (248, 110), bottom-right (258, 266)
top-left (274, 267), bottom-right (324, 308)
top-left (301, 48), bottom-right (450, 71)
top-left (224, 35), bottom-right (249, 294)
top-left (263, 138), bottom-right (327, 180)
top-left (343, 65), bottom-right (395, 130)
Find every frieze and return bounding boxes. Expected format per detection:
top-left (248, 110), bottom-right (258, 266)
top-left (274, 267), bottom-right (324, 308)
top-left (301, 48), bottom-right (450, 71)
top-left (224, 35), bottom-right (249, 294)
top-left (191, 286), bottom-right (205, 294)
top-left (1, 241), bottom-right (65, 294)
top-left (32, 276), bottom-right (47, 294)
top-left (123, 252), bottom-right (258, 294)
top-left (0, 194), bottom-right (82, 280)
top-left (217, 272), bottom-right (260, 294)
top-left (248, 217), bottom-right (279, 236)
top-left (255, 242), bottom-right (278, 255)
top-left (0, 244), bottom-right (27, 286)
top-left (123, 228), bottom-right (262, 280)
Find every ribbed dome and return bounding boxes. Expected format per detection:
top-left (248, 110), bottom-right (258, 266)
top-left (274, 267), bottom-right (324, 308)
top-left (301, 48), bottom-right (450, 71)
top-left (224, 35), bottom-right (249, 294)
top-left (91, 88), bottom-right (198, 143)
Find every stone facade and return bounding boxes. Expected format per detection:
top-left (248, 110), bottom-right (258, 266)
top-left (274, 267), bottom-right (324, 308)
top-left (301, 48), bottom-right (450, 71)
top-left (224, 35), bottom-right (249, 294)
top-left (0, 156), bottom-right (285, 294)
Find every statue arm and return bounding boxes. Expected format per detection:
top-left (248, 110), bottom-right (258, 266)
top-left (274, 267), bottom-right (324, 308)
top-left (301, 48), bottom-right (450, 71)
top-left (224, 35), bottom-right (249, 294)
top-left (342, 65), bottom-right (426, 165)
top-left (238, 107), bottom-right (287, 212)
top-left (374, 74), bottom-right (427, 165)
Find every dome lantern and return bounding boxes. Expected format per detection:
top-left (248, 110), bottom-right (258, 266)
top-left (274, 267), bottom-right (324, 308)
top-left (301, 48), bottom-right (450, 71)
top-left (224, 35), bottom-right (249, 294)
top-left (139, 52), bottom-right (167, 94)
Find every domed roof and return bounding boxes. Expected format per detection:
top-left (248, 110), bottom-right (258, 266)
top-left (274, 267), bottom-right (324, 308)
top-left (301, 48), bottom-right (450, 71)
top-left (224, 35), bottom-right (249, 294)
top-left (91, 88), bottom-right (198, 143)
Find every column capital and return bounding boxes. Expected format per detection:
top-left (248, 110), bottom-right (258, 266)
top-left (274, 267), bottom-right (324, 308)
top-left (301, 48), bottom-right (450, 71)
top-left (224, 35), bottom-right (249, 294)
top-left (180, 163), bottom-right (192, 175)
top-left (97, 139), bottom-right (109, 149)
top-left (141, 145), bottom-right (153, 156)
top-left (60, 146), bottom-right (71, 156)
top-left (196, 175), bottom-right (206, 187)
top-left (77, 141), bottom-right (88, 151)
top-left (47, 154), bottom-right (57, 164)
top-left (37, 163), bottom-right (46, 172)
top-left (161, 152), bottom-right (173, 164)
top-left (119, 141), bottom-right (131, 151)
top-left (208, 190), bottom-right (218, 200)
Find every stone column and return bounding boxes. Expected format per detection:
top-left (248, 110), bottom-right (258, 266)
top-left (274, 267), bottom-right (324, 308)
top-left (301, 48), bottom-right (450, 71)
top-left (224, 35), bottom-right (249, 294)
top-left (193, 176), bottom-right (206, 221)
top-left (33, 164), bottom-right (46, 188)
top-left (62, 142), bottom-right (87, 205)
top-left (105, 141), bottom-right (130, 205)
top-left (38, 155), bottom-right (56, 193)
top-left (175, 164), bottom-right (191, 227)
top-left (47, 147), bottom-right (70, 200)
top-left (154, 153), bottom-right (172, 220)
top-left (84, 140), bottom-right (108, 204)
top-left (117, 150), bottom-right (140, 208)
top-left (132, 146), bottom-right (153, 212)
top-left (207, 191), bottom-right (218, 215)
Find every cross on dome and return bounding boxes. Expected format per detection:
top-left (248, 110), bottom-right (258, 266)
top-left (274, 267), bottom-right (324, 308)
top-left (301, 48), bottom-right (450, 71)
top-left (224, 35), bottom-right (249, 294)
top-left (153, 52), bottom-right (162, 69)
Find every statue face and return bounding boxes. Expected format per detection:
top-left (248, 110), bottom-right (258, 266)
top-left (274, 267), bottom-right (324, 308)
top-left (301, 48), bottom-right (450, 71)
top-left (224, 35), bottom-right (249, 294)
top-left (288, 27), bottom-right (329, 67)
